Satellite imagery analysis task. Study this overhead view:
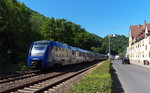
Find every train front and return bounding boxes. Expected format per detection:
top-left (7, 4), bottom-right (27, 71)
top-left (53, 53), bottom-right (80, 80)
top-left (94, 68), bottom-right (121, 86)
top-left (27, 41), bottom-right (49, 69)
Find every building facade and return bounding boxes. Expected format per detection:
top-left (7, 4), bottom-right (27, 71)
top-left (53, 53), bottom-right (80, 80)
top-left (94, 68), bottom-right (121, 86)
top-left (127, 20), bottom-right (150, 65)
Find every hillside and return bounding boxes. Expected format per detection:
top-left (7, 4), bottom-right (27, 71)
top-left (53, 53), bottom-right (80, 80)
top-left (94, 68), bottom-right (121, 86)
top-left (0, 0), bottom-right (128, 72)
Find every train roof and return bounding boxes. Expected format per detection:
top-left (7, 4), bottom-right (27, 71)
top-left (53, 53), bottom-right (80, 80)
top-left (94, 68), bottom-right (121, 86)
top-left (34, 40), bottom-right (49, 44)
top-left (51, 41), bottom-right (69, 49)
top-left (49, 41), bottom-right (87, 52)
top-left (33, 40), bottom-right (96, 53)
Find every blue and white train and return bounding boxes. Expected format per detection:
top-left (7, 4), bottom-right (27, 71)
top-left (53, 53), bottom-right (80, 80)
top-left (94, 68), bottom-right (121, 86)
top-left (27, 40), bottom-right (108, 69)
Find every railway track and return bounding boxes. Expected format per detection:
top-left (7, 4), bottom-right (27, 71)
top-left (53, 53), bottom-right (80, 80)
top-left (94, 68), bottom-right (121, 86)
top-left (0, 70), bottom-right (41, 84)
top-left (0, 62), bottom-right (98, 93)
top-left (0, 70), bottom-right (41, 80)
top-left (0, 71), bottom-right (64, 93)
top-left (17, 65), bottom-right (94, 93)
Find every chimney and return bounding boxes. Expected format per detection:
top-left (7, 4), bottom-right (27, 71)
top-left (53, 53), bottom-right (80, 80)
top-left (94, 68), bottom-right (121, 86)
top-left (144, 20), bottom-right (146, 28)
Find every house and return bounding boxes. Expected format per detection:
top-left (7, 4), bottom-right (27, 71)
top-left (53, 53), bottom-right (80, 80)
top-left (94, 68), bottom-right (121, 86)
top-left (127, 20), bottom-right (150, 65)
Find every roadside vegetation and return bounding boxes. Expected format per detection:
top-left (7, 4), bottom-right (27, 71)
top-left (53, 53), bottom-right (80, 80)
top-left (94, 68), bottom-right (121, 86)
top-left (69, 60), bottom-right (112, 93)
top-left (0, 0), bottom-right (128, 73)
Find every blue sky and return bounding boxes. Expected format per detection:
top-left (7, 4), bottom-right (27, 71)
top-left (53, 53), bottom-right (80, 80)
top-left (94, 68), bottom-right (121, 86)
top-left (18, 0), bottom-right (150, 37)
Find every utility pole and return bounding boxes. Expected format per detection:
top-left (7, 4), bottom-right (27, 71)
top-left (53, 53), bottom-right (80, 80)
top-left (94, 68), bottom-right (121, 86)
top-left (109, 35), bottom-right (111, 60)
top-left (108, 26), bottom-right (123, 60)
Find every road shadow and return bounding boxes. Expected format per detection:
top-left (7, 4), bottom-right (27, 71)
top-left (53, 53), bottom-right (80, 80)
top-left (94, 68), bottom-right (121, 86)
top-left (110, 63), bottom-right (125, 93)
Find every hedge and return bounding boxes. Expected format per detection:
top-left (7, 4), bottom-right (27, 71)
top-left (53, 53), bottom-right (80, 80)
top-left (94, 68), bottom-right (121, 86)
top-left (69, 60), bottom-right (112, 93)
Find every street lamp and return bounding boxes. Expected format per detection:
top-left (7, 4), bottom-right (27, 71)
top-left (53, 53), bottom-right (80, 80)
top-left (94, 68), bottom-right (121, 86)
top-left (108, 26), bottom-right (123, 60)
top-left (108, 35), bottom-right (111, 60)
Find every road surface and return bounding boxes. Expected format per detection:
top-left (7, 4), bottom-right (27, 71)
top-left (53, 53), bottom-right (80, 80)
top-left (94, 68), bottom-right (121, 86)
top-left (112, 60), bottom-right (150, 93)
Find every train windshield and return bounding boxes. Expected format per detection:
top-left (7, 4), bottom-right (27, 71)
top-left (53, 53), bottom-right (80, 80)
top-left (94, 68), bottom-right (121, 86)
top-left (31, 43), bottom-right (48, 56)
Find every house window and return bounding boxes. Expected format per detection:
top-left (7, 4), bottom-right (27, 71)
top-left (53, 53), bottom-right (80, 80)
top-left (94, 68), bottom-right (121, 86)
top-left (149, 37), bottom-right (150, 44)
top-left (145, 45), bottom-right (147, 50)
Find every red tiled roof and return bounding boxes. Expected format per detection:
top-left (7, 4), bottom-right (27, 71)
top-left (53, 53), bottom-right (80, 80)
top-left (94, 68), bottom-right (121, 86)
top-left (130, 21), bottom-right (150, 41)
top-left (130, 25), bottom-right (144, 39)
top-left (138, 33), bottom-right (145, 40)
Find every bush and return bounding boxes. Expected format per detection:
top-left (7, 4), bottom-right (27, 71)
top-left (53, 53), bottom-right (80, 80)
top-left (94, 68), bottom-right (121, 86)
top-left (69, 60), bottom-right (112, 93)
top-left (20, 65), bottom-right (30, 72)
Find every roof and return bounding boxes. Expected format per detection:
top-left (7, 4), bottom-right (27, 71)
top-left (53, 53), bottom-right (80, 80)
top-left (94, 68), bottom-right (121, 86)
top-left (130, 25), bottom-right (144, 39)
top-left (33, 40), bottom-right (89, 52)
top-left (130, 21), bottom-right (150, 41)
top-left (34, 40), bottom-right (49, 44)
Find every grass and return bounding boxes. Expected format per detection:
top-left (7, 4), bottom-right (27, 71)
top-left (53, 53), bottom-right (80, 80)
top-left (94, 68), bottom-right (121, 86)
top-left (68, 60), bottom-right (112, 93)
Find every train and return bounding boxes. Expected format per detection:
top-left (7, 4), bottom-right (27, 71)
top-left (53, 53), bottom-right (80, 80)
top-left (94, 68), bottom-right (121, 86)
top-left (27, 40), bottom-right (108, 69)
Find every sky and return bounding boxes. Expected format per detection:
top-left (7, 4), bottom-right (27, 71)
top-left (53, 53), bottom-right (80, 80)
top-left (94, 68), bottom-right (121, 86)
top-left (17, 0), bottom-right (150, 37)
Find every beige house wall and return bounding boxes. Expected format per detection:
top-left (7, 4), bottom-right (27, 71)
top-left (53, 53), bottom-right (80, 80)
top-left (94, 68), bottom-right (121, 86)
top-left (127, 26), bottom-right (150, 65)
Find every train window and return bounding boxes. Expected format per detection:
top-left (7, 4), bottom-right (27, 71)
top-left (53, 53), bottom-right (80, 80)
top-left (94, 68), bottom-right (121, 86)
top-left (56, 47), bottom-right (59, 51)
top-left (59, 48), bottom-right (61, 51)
top-left (65, 49), bottom-right (68, 56)
top-left (72, 50), bottom-right (76, 55)
top-left (62, 48), bottom-right (64, 51)
top-left (65, 48), bottom-right (67, 52)
top-left (63, 52), bottom-right (65, 57)
top-left (76, 52), bottom-right (78, 56)
top-left (82, 52), bottom-right (84, 56)
top-left (79, 52), bottom-right (81, 56)
top-left (87, 53), bottom-right (90, 57)
top-left (31, 44), bottom-right (47, 56)
top-left (84, 53), bottom-right (86, 57)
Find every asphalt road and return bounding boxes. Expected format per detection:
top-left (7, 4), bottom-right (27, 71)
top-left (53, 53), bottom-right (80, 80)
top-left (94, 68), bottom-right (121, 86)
top-left (112, 60), bottom-right (150, 93)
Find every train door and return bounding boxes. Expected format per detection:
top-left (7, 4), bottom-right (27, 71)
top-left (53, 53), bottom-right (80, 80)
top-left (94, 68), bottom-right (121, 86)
top-left (48, 45), bottom-right (52, 63)
top-left (68, 49), bottom-right (72, 64)
top-left (47, 44), bottom-right (54, 67)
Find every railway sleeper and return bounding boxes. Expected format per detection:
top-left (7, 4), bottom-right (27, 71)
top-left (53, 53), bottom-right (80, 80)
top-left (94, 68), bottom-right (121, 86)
top-left (17, 89), bottom-right (34, 93)
top-left (15, 74), bottom-right (70, 93)
top-left (11, 65), bottom-right (94, 93)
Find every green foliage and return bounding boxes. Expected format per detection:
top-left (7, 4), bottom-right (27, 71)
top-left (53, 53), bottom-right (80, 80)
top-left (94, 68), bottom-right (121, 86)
top-left (0, 0), bottom-right (41, 72)
top-left (0, 0), bottom-right (32, 65)
top-left (69, 61), bottom-right (112, 93)
top-left (20, 65), bottom-right (30, 72)
top-left (0, 0), bottom-right (128, 73)
top-left (101, 35), bottom-right (129, 56)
